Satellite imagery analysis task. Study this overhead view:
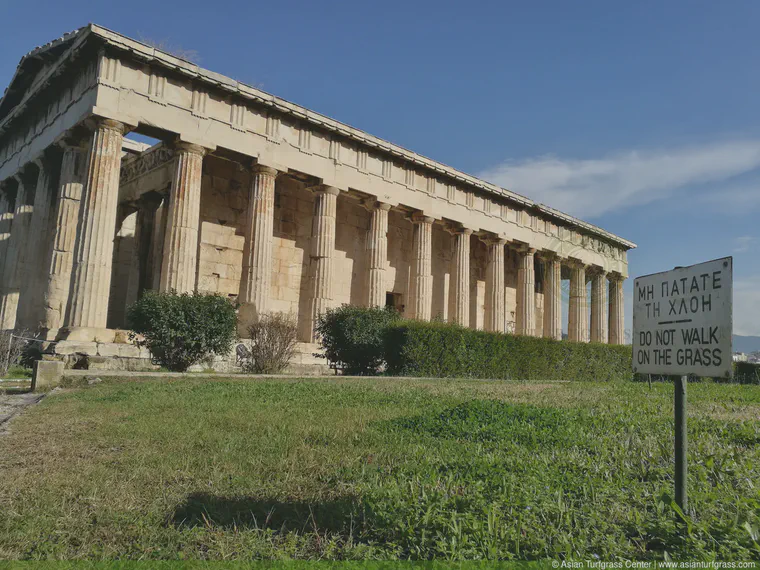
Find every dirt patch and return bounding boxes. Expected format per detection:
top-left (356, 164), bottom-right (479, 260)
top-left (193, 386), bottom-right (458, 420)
top-left (0, 391), bottom-right (48, 435)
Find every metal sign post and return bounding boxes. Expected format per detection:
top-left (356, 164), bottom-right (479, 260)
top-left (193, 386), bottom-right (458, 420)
top-left (674, 374), bottom-right (687, 513)
top-left (633, 257), bottom-right (733, 520)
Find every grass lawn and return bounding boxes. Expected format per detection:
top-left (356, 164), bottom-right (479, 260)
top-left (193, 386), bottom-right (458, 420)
top-left (0, 377), bottom-right (758, 561)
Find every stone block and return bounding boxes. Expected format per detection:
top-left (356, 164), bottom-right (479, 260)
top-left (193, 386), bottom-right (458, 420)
top-left (32, 360), bottom-right (64, 390)
top-left (54, 340), bottom-right (99, 356)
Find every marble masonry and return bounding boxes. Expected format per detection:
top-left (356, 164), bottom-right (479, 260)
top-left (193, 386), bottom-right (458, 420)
top-left (0, 25), bottom-right (635, 367)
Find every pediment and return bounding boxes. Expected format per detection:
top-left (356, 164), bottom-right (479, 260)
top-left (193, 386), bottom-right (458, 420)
top-left (0, 27), bottom-right (86, 123)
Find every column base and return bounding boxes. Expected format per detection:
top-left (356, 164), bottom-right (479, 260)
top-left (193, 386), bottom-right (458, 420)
top-left (57, 326), bottom-right (117, 343)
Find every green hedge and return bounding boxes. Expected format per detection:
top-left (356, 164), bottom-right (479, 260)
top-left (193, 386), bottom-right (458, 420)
top-left (384, 321), bottom-right (633, 381)
top-left (730, 361), bottom-right (760, 385)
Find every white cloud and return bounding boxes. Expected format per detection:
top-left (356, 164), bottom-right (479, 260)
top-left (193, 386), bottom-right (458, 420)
top-left (478, 141), bottom-right (760, 218)
top-left (733, 236), bottom-right (756, 253)
top-left (734, 277), bottom-right (760, 336)
top-left (698, 183), bottom-right (760, 215)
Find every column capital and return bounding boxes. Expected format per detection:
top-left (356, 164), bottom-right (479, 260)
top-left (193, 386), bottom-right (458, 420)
top-left (362, 199), bottom-right (392, 212)
top-left (565, 257), bottom-right (587, 270)
top-left (251, 163), bottom-right (279, 177)
top-left (313, 184), bottom-right (341, 197)
top-left (56, 130), bottom-right (91, 151)
top-left (85, 116), bottom-right (129, 135)
top-left (608, 271), bottom-right (625, 283)
top-left (445, 223), bottom-right (474, 236)
top-left (482, 234), bottom-right (507, 247)
top-left (409, 211), bottom-right (435, 225)
top-left (538, 249), bottom-right (563, 262)
top-left (514, 244), bottom-right (537, 256)
top-left (587, 265), bottom-right (607, 277)
top-left (172, 140), bottom-right (210, 157)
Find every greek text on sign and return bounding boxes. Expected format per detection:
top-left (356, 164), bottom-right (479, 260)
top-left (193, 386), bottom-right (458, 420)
top-left (633, 257), bottom-right (732, 378)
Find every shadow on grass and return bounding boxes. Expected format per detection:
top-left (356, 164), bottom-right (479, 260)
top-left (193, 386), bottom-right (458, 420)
top-left (170, 493), bottom-right (357, 533)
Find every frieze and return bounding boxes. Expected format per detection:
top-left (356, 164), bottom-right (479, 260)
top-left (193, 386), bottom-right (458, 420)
top-left (120, 145), bottom-right (173, 184)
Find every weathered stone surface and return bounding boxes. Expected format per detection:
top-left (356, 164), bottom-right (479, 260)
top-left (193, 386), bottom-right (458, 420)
top-left (609, 275), bottom-right (625, 345)
top-left (42, 141), bottom-right (88, 334)
top-left (32, 360), bottom-right (64, 390)
top-left (484, 238), bottom-right (506, 333)
top-left (240, 164), bottom-right (277, 314)
top-left (0, 171), bottom-right (35, 330)
top-left (160, 142), bottom-right (207, 293)
top-left (67, 119), bottom-right (126, 336)
top-left (516, 247), bottom-right (536, 336)
top-left (449, 227), bottom-right (472, 326)
top-left (365, 201), bottom-right (390, 308)
top-left (590, 269), bottom-right (608, 344)
top-left (542, 253), bottom-right (562, 341)
top-left (305, 186), bottom-right (339, 342)
top-left (410, 213), bottom-right (434, 321)
top-left (568, 261), bottom-right (588, 343)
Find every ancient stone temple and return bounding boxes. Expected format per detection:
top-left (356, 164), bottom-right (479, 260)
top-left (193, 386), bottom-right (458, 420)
top-left (0, 25), bottom-right (635, 367)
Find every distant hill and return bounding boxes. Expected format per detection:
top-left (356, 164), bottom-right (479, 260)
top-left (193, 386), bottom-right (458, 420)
top-left (733, 335), bottom-right (760, 354)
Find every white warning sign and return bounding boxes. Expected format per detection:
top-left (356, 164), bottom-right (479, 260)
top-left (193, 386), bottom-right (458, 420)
top-left (632, 257), bottom-right (732, 378)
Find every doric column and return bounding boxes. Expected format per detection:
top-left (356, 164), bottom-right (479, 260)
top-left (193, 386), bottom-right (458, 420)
top-left (609, 274), bottom-right (625, 345)
top-left (567, 260), bottom-right (588, 343)
top-left (239, 164), bottom-right (278, 332)
top-left (484, 237), bottom-right (507, 333)
top-left (541, 252), bottom-right (562, 340)
top-left (516, 246), bottom-right (537, 336)
top-left (42, 139), bottom-right (89, 336)
top-left (65, 118), bottom-right (126, 339)
top-left (0, 172), bottom-right (35, 330)
top-left (449, 227), bottom-right (473, 326)
top-left (307, 186), bottom-right (340, 341)
top-left (590, 267), bottom-right (608, 343)
top-left (410, 213), bottom-right (434, 320)
top-left (124, 193), bottom-right (162, 310)
top-left (159, 141), bottom-right (207, 293)
top-left (0, 184), bottom-right (15, 282)
top-left (365, 201), bottom-right (391, 307)
top-left (18, 153), bottom-right (58, 329)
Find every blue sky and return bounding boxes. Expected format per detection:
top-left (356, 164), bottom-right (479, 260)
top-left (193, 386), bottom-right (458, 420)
top-left (2, 1), bottom-right (759, 335)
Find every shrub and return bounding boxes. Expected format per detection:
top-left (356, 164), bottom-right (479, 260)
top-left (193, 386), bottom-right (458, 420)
top-left (384, 321), bottom-right (633, 382)
top-left (242, 312), bottom-right (298, 374)
top-left (732, 361), bottom-right (760, 385)
top-left (316, 305), bottom-right (401, 375)
top-left (0, 330), bottom-right (32, 376)
top-left (127, 291), bottom-right (237, 372)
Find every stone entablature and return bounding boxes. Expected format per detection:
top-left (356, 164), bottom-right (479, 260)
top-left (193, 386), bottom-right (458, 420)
top-left (0, 24), bottom-right (635, 355)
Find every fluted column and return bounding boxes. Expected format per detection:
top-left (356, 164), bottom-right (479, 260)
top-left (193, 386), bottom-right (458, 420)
top-left (18, 153), bottom-right (58, 329)
top-left (159, 142), bottom-right (207, 293)
top-left (307, 186), bottom-right (340, 342)
top-left (65, 119), bottom-right (126, 340)
top-left (410, 213), bottom-right (434, 320)
top-left (42, 140), bottom-right (89, 336)
top-left (567, 260), bottom-right (588, 343)
top-left (590, 268), bottom-right (608, 343)
top-left (239, 164), bottom-right (278, 333)
top-left (0, 172), bottom-right (35, 330)
top-left (516, 247), bottom-right (537, 336)
top-left (484, 237), bottom-right (507, 333)
top-left (542, 252), bottom-right (562, 340)
top-left (449, 227), bottom-right (473, 326)
top-left (365, 201), bottom-right (391, 307)
top-left (609, 274), bottom-right (625, 345)
top-left (0, 185), bottom-right (14, 282)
